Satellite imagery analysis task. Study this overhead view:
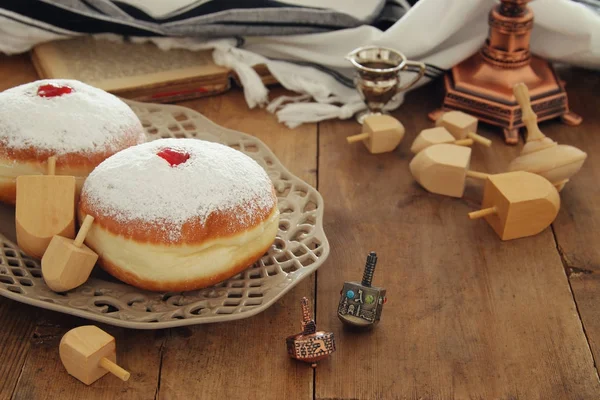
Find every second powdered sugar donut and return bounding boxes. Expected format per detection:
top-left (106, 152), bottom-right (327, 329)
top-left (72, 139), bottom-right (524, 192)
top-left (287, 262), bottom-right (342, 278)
top-left (78, 138), bottom-right (280, 292)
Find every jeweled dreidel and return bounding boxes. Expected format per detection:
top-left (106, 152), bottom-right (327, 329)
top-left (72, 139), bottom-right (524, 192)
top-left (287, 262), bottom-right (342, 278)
top-left (410, 127), bottom-right (474, 154)
top-left (436, 111), bottom-right (492, 147)
top-left (346, 114), bottom-right (405, 154)
top-left (16, 156), bottom-right (76, 258)
top-left (508, 83), bottom-right (587, 191)
top-left (42, 215), bottom-right (98, 292)
top-left (60, 325), bottom-right (130, 385)
top-left (338, 251), bottom-right (386, 329)
top-left (286, 297), bottom-right (335, 368)
top-left (468, 171), bottom-right (560, 240)
top-left (409, 143), bottom-right (489, 198)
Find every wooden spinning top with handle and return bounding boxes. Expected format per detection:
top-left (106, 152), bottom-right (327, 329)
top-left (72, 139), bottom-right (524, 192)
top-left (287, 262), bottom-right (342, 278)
top-left (409, 144), bottom-right (489, 198)
top-left (346, 115), bottom-right (405, 154)
top-left (410, 127), bottom-right (474, 154)
top-left (469, 171), bottom-right (560, 240)
top-left (436, 111), bottom-right (492, 147)
top-left (42, 215), bottom-right (98, 292)
top-left (16, 156), bottom-right (76, 258)
top-left (508, 83), bottom-right (587, 191)
top-left (60, 325), bottom-right (130, 385)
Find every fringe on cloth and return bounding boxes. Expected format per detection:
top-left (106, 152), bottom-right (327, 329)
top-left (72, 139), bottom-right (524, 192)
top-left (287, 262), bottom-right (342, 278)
top-left (210, 45), bottom-right (416, 128)
top-left (115, 36), bottom-right (420, 128)
top-left (140, 37), bottom-right (370, 127)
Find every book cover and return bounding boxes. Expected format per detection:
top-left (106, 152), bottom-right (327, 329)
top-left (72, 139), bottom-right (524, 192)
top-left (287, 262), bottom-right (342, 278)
top-left (30, 37), bottom-right (271, 103)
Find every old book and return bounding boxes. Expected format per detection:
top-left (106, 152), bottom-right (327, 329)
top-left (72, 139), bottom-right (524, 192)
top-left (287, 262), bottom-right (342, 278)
top-left (30, 36), bottom-right (276, 103)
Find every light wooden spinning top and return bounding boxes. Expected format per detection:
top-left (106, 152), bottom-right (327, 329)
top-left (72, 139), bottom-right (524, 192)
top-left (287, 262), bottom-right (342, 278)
top-left (42, 215), bottom-right (98, 292)
top-left (508, 83), bottom-right (587, 191)
top-left (60, 325), bottom-right (130, 385)
top-left (16, 156), bottom-right (76, 258)
top-left (436, 111), bottom-right (492, 147)
top-left (346, 115), bottom-right (405, 154)
top-left (409, 144), bottom-right (488, 197)
top-left (469, 171), bottom-right (560, 240)
top-left (410, 127), bottom-right (474, 154)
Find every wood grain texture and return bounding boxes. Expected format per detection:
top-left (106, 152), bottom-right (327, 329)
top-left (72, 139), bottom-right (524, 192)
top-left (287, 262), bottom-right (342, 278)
top-left (315, 79), bottom-right (600, 400)
top-left (11, 314), bottom-right (163, 400)
top-left (156, 89), bottom-right (317, 400)
top-left (0, 300), bottom-right (36, 399)
top-left (1, 53), bottom-right (600, 400)
top-left (0, 53), bottom-right (41, 400)
top-left (543, 68), bottom-right (600, 368)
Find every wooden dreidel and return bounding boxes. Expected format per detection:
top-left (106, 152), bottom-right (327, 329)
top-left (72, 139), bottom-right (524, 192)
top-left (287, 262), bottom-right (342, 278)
top-left (410, 127), bottom-right (474, 154)
top-left (508, 83), bottom-right (587, 191)
top-left (468, 171), bottom-right (560, 240)
top-left (436, 111), bottom-right (492, 147)
top-left (338, 251), bottom-right (387, 329)
top-left (409, 144), bottom-right (489, 198)
top-left (16, 156), bottom-right (76, 258)
top-left (60, 325), bottom-right (130, 385)
top-left (286, 297), bottom-right (335, 368)
top-left (346, 114), bottom-right (405, 154)
top-left (42, 215), bottom-right (98, 292)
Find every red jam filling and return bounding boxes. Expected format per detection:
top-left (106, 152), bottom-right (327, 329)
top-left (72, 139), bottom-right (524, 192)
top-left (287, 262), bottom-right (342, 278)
top-left (37, 84), bottom-right (74, 98)
top-left (157, 148), bottom-right (190, 166)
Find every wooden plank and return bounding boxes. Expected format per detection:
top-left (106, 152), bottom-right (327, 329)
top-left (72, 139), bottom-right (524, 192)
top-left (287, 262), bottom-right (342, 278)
top-left (315, 79), bottom-right (600, 399)
top-left (0, 300), bottom-right (36, 400)
top-left (543, 67), bottom-right (600, 368)
top-left (156, 89), bottom-right (316, 400)
top-left (0, 55), bottom-right (163, 400)
top-left (0, 54), bottom-right (40, 400)
top-left (11, 314), bottom-right (163, 400)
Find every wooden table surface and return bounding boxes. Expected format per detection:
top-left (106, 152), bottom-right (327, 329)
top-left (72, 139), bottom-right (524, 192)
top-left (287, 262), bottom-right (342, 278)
top-left (1, 54), bottom-right (600, 400)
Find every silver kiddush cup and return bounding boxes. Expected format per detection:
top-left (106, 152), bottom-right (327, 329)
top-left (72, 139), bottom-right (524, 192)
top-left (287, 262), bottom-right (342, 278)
top-left (346, 46), bottom-right (426, 123)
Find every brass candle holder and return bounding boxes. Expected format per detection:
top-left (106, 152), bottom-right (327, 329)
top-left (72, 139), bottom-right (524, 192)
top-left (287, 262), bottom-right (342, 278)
top-left (430, 0), bottom-right (581, 144)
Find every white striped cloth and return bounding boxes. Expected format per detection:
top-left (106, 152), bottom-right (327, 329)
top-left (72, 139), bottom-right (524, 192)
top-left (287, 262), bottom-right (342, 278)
top-left (1, 0), bottom-right (599, 127)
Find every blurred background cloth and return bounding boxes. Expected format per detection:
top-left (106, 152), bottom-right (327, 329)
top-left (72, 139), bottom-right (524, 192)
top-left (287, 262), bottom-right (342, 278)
top-left (0, 0), bottom-right (412, 54)
top-left (1, 0), bottom-right (599, 127)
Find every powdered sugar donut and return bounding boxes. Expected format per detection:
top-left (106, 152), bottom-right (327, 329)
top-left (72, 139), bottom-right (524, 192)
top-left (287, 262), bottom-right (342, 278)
top-left (0, 79), bottom-right (146, 203)
top-left (78, 138), bottom-right (279, 292)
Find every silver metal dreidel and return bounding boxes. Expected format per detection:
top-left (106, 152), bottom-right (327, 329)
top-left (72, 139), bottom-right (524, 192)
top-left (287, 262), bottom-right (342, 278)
top-left (337, 252), bottom-right (387, 329)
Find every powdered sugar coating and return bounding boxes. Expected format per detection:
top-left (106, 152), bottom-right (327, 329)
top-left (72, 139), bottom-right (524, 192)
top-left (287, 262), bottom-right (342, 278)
top-left (81, 139), bottom-right (276, 241)
top-left (0, 79), bottom-right (145, 154)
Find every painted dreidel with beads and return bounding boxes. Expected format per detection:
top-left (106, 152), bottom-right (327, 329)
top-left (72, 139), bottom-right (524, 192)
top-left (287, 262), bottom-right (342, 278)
top-left (338, 251), bottom-right (387, 329)
top-left (286, 297), bottom-right (335, 367)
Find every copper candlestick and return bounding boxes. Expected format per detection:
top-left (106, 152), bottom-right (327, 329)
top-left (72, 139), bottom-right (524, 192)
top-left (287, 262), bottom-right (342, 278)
top-left (430, 0), bottom-right (581, 144)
